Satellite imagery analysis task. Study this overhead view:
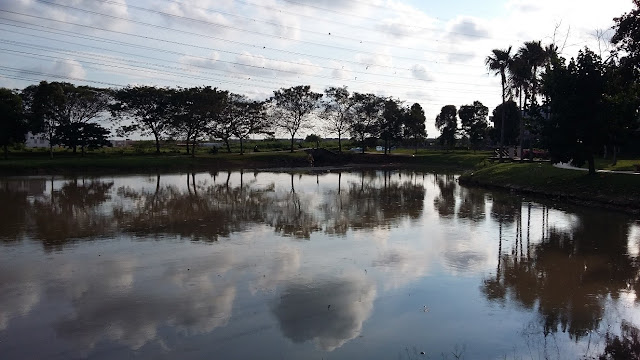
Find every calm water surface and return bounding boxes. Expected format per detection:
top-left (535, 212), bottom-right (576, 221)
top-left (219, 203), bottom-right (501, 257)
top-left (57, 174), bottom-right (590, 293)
top-left (1, 170), bottom-right (639, 359)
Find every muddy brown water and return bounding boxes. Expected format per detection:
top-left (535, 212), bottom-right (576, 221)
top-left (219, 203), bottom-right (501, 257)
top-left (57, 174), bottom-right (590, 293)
top-left (0, 170), bottom-right (639, 359)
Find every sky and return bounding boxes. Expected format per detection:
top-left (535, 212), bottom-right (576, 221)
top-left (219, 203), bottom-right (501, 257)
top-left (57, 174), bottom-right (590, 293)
top-left (0, 0), bottom-right (634, 138)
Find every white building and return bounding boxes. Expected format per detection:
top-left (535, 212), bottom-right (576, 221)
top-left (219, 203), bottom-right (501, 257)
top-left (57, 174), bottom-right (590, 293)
top-left (24, 132), bottom-right (49, 148)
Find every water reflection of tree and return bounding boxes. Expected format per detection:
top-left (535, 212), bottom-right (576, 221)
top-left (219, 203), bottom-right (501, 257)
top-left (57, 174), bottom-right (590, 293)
top-left (29, 178), bottom-right (114, 250)
top-left (433, 174), bottom-right (456, 218)
top-left (2, 171), bottom-right (428, 244)
top-left (0, 179), bottom-right (43, 242)
top-left (482, 207), bottom-right (639, 340)
top-left (322, 171), bottom-right (425, 235)
top-left (113, 172), bottom-right (274, 241)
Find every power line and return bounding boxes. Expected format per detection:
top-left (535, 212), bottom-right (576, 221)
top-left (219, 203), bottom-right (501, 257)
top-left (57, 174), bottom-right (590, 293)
top-left (94, 0), bottom-right (474, 57)
top-left (0, 45), bottom-right (495, 97)
top-left (30, 1), bottom-right (485, 68)
top-left (0, 11), bottom-right (484, 75)
top-left (0, 24), bottom-right (491, 85)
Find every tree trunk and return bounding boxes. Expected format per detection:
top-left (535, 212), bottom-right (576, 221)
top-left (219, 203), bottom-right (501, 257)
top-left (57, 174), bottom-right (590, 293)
top-left (414, 139), bottom-right (418, 155)
top-left (186, 142), bottom-right (190, 155)
top-left (587, 153), bottom-right (596, 175)
top-left (72, 145), bottom-right (77, 154)
top-left (240, 137), bottom-right (244, 155)
top-left (49, 142), bottom-right (53, 159)
top-left (338, 132), bottom-right (342, 153)
top-left (225, 138), bottom-right (231, 153)
top-left (3, 144), bottom-right (7, 160)
top-left (290, 135), bottom-right (295, 153)
top-left (499, 75), bottom-right (506, 163)
top-left (191, 141), bottom-right (196, 158)
top-left (519, 90), bottom-right (527, 162)
top-left (612, 146), bottom-right (618, 166)
top-left (154, 133), bottom-right (160, 154)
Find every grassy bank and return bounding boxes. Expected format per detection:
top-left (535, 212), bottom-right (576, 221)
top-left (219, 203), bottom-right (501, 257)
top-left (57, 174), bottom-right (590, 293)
top-left (0, 149), bottom-right (490, 175)
top-left (459, 162), bottom-right (640, 211)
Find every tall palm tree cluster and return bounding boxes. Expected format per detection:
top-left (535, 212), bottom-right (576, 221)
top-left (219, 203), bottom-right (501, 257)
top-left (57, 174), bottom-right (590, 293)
top-left (485, 41), bottom-right (555, 161)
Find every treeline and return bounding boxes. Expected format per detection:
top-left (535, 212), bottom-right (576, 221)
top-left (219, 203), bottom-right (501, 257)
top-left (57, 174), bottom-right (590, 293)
top-left (484, 1), bottom-right (640, 174)
top-left (0, 82), bottom-right (429, 159)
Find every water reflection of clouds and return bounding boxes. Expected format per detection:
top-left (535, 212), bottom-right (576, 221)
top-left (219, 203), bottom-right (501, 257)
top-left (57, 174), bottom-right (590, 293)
top-left (272, 274), bottom-right (376, 351)
top-left (4, 172), bottom-right (637, 359)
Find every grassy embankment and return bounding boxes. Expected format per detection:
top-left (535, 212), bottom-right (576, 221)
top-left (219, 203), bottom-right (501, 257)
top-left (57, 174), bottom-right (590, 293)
top-left (460, 161), bottom-right (640, 211)
top-left (0, 141), bottom-right (491, 175)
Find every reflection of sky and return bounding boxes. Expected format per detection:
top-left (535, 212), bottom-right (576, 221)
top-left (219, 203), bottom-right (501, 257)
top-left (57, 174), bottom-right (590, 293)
top-left (0, 171), bottom-right (639, 359)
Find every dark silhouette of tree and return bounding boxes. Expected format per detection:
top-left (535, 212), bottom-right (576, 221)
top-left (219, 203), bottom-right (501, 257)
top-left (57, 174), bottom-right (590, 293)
top-left (305, 134), bottom-right (322, 149)
top-left (270, 85), bottom-right (322, 153)
top-left (171, 86), bottom-right (227, 157)
top-left (458, 101), bottom-right (488, 151)
top-left (489, 101), bottom-right (520, 146)
top-left (349, 92), bottom-right (384, 153)
top-left (111, 86), bottom-right (175, 154)
top-left (379, 98), bottom-right (404, 155)
top-left (321, 86), bottom-right (354, 153)
top-left (403, 103), bottom-right (427, 154)
top-left (435, 105), bottom-right (457, 150)
top-left (0, 88), bottom-right (26, 159)
top-left (542, 48), bottom-right (607, 174)
top-left (231, 99), bottom-right (269, 155)
top-left (23, 83), bottom-right (111, 157)
top-left (55, 123), bottom-right (111, 154)
top-left (612, 0), bottom-right (640, 74)
top-left (516, 41), bottom-right (548, 160)
top-left (486, 47), bottom-right (512, 161)
top-left (21, 81), bottom-right (66, 159)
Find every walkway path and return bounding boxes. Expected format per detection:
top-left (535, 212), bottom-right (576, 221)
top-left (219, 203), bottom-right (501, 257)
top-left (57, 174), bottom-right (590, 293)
top-left (553, 162), bottom-right (639, 175)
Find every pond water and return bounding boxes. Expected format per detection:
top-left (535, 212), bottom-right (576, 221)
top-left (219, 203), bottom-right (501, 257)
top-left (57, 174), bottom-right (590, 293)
top-left (0, 170), bottom-right (639, 359)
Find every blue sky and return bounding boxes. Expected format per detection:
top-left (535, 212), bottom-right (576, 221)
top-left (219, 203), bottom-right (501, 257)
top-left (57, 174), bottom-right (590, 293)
top-left (0, 0), bottom-right (633, 138)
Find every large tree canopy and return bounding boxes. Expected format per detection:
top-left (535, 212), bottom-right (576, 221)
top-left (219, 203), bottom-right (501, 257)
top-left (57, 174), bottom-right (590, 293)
top-left (543, 49), bottom-right (607, 174)
top-left (112, 86), bottom-right (175, 154)
top-left (270, 85), bottom-right (322, 153)
top-left (0, 88), bottom-right (26, 160)
top-left (435, 105), bottom-right (458, 149)
top-left (458, 101), bottom-right (489, 150)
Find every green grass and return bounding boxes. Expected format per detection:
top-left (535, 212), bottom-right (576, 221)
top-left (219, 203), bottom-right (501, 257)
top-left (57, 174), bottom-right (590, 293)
top-left (460, 162), bottom-right (640, 208)
top-left (0, 147), bottom-right (490, 175)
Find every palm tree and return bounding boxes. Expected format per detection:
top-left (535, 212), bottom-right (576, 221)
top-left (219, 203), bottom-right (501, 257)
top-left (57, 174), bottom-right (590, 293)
top-left (486, 47), bottom-right (513, 161)
top-left (517, 41), bottom-right (548, 160)
top-left (508, 54), bottom-right (531, 159)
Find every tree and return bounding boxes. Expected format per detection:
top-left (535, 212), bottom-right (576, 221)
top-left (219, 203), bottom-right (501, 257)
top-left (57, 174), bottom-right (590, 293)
top-left (210, 92), bottom-right (237, 153)
top-left (489, 101), bottom-right (520, 147)
top-left (379, 98), bottom-right (404, 154)
top-left (305, 134), bottom-right (322, 149)
top-left (403, 103), bottom-right (427, 154)
top-left (0, 88), bottom-right (26, 159)
top-left (22, 81), bottom-right (65, 159)
top-left (349, 92), bottom-right (384, 153)
top-left (543, 48), bottom-right (607, 174)
top-left (321, 86), bottom-right (354, 153)
top-left (111, 86), bottom-right (175, 154)
top-left (516, 41), bottom-right (548, 160)
top-left (172, 86), bottom-right (226, 157)
top-left (435, 105), bottom-right (458, 150)
top-left (53, 84), bottom-right (111, 156)
top-left (270, 85), bottom-right (322, 153)
top-left (486, 47), bottom-right (512, 160)
top-left (612, 0), bottom-right (640, 75)
top-left (458, 101), bottom-right (489, 151)
top-left (230, 98), bottom-right (269, 155)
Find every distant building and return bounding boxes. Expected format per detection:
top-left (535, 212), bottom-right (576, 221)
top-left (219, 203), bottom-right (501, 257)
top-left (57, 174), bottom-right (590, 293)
top-left (109, 139), bottom-right (135, 147)
top-left (24, 132), bottom-right (49, 148)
